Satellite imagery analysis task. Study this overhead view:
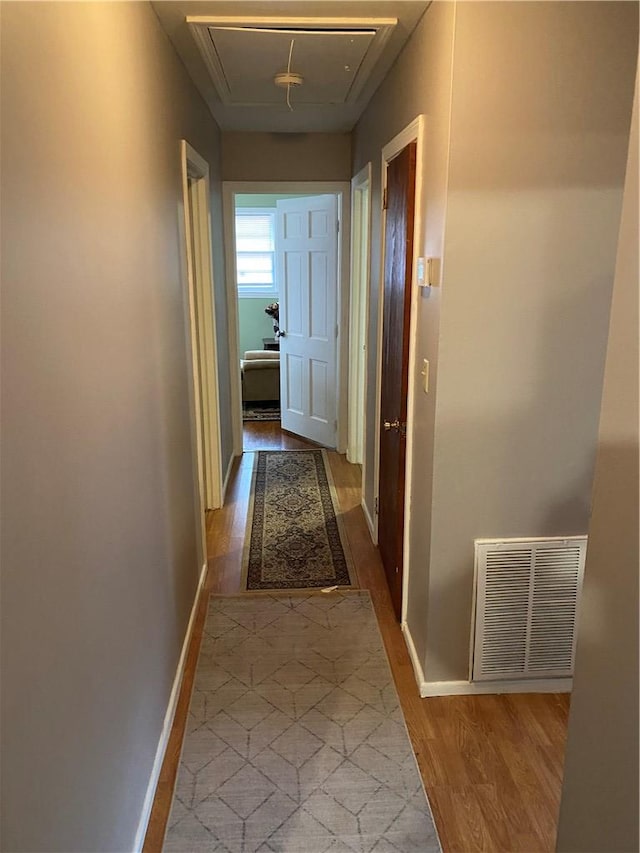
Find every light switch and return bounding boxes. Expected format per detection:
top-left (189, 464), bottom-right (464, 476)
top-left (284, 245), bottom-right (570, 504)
top-left (421, 359), bottom-right (430, 393)
top-left (417, 257), bottom-right (433, 287)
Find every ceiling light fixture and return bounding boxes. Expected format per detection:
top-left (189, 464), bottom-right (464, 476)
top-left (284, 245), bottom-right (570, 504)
top-left (273, 39), bottom-right (302, 111)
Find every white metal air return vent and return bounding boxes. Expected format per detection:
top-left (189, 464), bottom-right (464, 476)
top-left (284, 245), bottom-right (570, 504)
top-left (187, 16), bottom-right (397, 106)
top-left (471, 536), bottom-right (586, 682)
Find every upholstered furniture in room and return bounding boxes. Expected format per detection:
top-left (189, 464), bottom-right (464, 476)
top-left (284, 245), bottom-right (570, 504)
top-left (240, 350), bottom-right (280, 403)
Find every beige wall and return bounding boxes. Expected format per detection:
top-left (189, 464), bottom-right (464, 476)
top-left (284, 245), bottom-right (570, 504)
top-left (556, 75), bottom-right (639, 853)
top-left (0, 2), bottom-right (230, 850)
top-left (353, 1), bottom-right (638, 684)
top-left (222, 132), bottom-right (352, 181)
top-left (425, 0), bottom-right (637, 683)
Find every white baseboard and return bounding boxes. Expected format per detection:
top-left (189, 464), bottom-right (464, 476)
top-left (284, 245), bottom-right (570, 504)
top-left (133, 561), bottom-right (207, 852)
top-left (401, 620), bottom-right (427, 689)
top-left (222, 451), bottom-right (236, 503)
top-left (401, 621), bottom-right (572, 698)
top-left (419, 678), bottom-right (573, 697)
top-left (361, 497), bottom-right (376, 543)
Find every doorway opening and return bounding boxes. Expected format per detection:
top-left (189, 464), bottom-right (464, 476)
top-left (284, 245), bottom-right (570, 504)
top-left (373, 116), bottom-right (425, 621)
top-left (180, 141), bottom-right (223, 570)
top-left (222, 181), bottom-right (351, 456)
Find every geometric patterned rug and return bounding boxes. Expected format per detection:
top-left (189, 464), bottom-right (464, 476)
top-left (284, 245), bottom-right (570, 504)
top-left (242, 451), bottom-right (355, 591)
top-left (163, 592), bottom-right (441, 852)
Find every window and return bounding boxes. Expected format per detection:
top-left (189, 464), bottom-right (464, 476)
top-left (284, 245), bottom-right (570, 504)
top-left (235, 209), bottom-right (277, 297)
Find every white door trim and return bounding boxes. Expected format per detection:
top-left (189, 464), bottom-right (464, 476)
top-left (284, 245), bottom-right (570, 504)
top-left (222, 181), bottom-right (351, 455)
top-left (180, 141), bottom-right (223, 569)
top-left (348, 163), bottom-right (372, 469)
top-left (373, 116), bottom-right (425, 623)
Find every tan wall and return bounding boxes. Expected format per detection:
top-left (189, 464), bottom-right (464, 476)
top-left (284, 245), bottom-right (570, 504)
top-left (425, 0), bottom-right (638, 683)
top-left (352, 0), bottom-right (456, 662)
top-left (222, 132), bottom-right (352, 181)
top-left (353, 1), bottom-right (638, 684)
top-left (556, 75), bottom-right (639, 853)
top-left (0, 2), bottom-right (229, 850)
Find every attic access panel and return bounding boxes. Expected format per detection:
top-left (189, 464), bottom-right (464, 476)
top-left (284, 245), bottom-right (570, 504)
top-left (210, 27), bottom-right (375, 104)
top-left (187, 16), bottom-right (397, 106)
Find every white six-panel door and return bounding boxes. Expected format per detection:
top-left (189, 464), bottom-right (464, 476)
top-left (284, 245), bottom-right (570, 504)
top-left (276, 195), bottom-right (338, 447)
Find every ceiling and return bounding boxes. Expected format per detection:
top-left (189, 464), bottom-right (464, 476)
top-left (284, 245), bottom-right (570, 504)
top-left (151, 2), bottom-right (431, 132)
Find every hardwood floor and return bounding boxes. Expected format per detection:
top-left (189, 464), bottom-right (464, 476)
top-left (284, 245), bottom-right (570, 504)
top-left (243, 420), bottom-right (316, 451)
top-left (144, 443), bottom-right (570, 853)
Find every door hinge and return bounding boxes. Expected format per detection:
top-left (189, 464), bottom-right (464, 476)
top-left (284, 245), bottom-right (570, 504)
top-left (337, 219), bottom-right (340, 233)
top-left (374, 496), bottom-right (379, 515)
top-left (382, 187), bottom-right (388, 210)
top-left (335, 323), bottom-right (339, 338)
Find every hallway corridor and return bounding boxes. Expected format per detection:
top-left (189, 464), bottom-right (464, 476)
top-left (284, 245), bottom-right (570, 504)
top-left (2, 2), bottom-right (637, 849)
top-left (144, 446), bottom-right (570, 852)
top-left (242, 422), bottom-right (317, 453)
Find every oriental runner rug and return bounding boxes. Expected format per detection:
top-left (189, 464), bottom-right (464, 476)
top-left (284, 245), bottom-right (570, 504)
top-left (242, 405), bottom-right (281, 422)
top-left (242, 450), bottom-right (355, 592)
top-left (163, 591), bottom-right (441, 852)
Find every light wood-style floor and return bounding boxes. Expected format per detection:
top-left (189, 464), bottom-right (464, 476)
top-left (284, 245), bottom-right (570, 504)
top-left (144, 431), bottom-right (570, 852)
top-left (243, 419), bottom-right (332, 452)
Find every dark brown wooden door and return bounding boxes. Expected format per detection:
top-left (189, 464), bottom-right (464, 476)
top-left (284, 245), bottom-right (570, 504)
top-left (378, 142), bottom-right (417, 620)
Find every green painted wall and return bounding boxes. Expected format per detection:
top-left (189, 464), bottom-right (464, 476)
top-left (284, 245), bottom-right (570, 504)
top-left (238, 299), bottom-right (277, 356)
top-left (235, 193), bottom-right (317, 208)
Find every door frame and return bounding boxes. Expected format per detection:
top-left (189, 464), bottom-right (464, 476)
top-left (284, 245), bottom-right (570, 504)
top-left (180, 141), bottom-right (224, 568)
top-left (347, 163), bottom-right (372, 470)
top-left (222, 181), bottom-right (351, 455)
top-left (373, 116), bottom-right (425, 623)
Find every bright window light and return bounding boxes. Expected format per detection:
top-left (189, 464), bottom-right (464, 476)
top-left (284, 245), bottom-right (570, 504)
top-left (235, 209), bottom-right (278, 297)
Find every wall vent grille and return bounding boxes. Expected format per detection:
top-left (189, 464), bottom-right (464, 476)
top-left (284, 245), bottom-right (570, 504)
top-left (471, 537), bottom-right (586, 682)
